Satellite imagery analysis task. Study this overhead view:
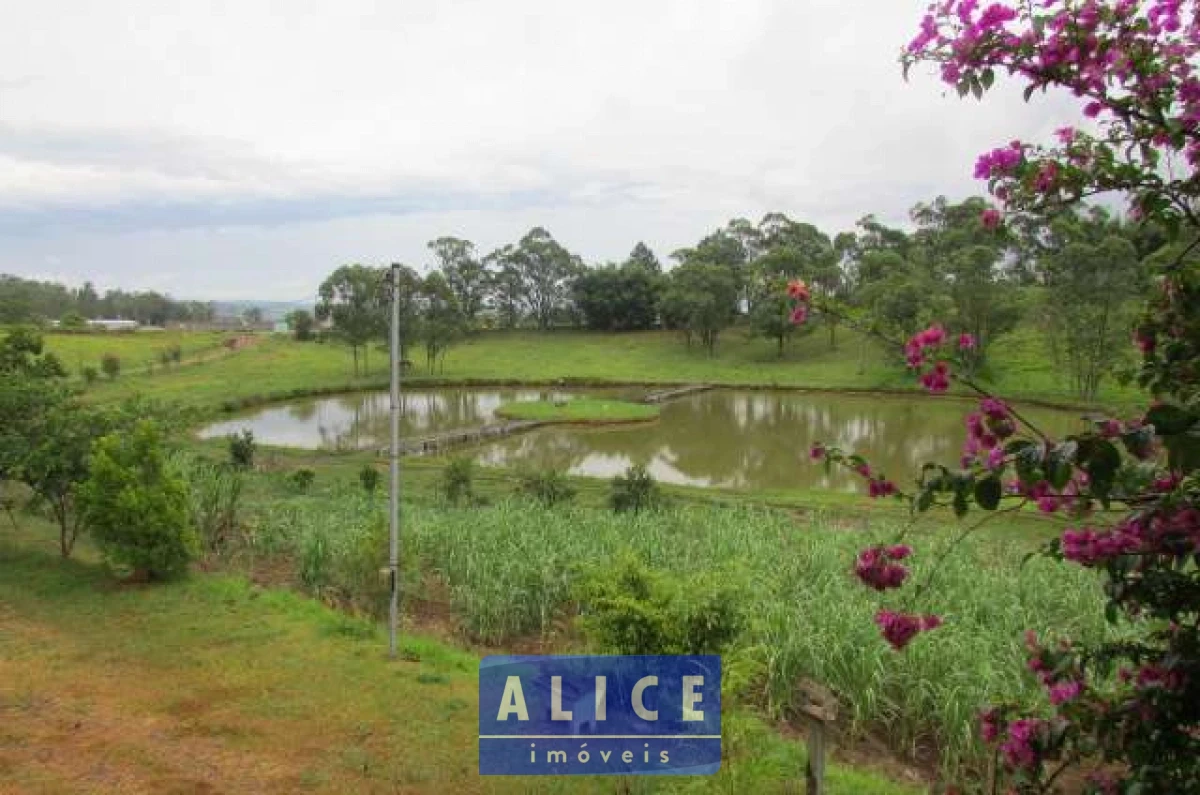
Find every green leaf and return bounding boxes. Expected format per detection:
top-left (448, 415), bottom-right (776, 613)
top-left (953, 489), bottom-right (969, 518)
top-left (1164, 431), bottom-right (1200, 475)
top-left (1023, 83), bottom-right (1037, 102)
top-left (981, 67), bottom-right (995, 90)
top-left (1005, 439), bottom-right (1038, 455)
top-left (1145, 403), bottom-right (1197, 436)
top-left (970, 77), bottom-right (983, 100)
top-left (1045, 442), bottom-right (1077, 490)
top-left (1079, 438), bottom-right (1122, 498)
top-left (916, 487), bottom-right (935, 513)
top-left (974, 475), bottom-right (1002, 510)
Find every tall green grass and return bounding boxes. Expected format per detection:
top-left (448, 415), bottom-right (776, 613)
top-left (240, 489), bottom-right (1120, 777)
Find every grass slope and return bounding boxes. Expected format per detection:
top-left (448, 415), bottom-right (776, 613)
top-left (80, 326), bottom-right (1146, 414)
top-left (43, 330), bottom-right (230, 375)
top-left (0, 532), bottom-right (920, 795)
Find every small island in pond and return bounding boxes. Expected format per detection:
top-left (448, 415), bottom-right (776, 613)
top-left (495, 397), bottom-right (660, 425)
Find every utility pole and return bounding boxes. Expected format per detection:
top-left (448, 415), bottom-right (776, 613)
top-left (388, 262), bottom-right (402, 658)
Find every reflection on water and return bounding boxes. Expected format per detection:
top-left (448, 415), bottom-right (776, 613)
top-left (198, 387), bottom-right (1087, 492)
top-left (472, 390), bottom-right (1087, 492)
top-left (197, 388), bottom-right (594, 451)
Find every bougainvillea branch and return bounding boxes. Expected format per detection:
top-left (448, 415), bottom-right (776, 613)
top-left (788, 4), bottom-right (1200, 791)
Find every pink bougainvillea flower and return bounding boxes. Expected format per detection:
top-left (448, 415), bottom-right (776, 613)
top-left (1000, 718), bottom-right (1045, 770)
top-left (789, 304), bottom-right (808, 325)
top-left (867, 477), bottom-right (898, 498)
top-left (958, 333), bottom-right (976, 350)
top-left (874, 610), bottom-right (943, 650)
top-left (1048, 679), bottom-right (1083, 705)
top-left (809, 442), bottom-right (825, 460)
top-left (786, 279), bottom-right (811, 301)
top-left (855, 546), bottom-right (909, 590)
top-left (981, 208), bottom-right (1002, 229)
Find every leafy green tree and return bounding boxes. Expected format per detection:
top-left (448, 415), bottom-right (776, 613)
top-left (571, 262), bottom-right (661, 331)
top-left (284, 309), bottom-right (315, 341)
top-left (417, 272), bottom-right (467, 374)
top-left (940, 245), bottom-right (1022, 373)
top-left (908, 197), bottom-right (1021, 371)
top-left (428, 237), bottom-right (489, 325)
top-left (81, 421), bottom-right (195, 580)
top-left (660, 262), bottom-right (740, 355)
top-left (855, 250), bottom-right (949, 344)
top-left (750, 278), bottom-right (813, 356)
top-left (1040, 218), bottom-right (1141, 400)
top-left (625, 242), bottom-right (661, 273)
top-left (0, 329), bottom-right (70, 544)
top-left (484, 247), bottom-right (526, 329)
top-left (316, 264), bottom-right (387, 375)
top-left (755, 214), bottom-right (844, 348)
top-left (22, 403), bottom-right (121, 557)
top-left (509, 227), bottom-right (584, 330)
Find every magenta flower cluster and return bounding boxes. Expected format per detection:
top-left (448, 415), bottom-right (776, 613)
top-left (908, 0), bottom-right (1200, 217)
top-left (904, 324), bottom-right (957, 393)
top-left (973, 141), bottom-right (1024, 180)
top-left (874, 610), bottom-right (943, 651)
top-left (962, 397), bottom-right (1016, 468)
top-left (854, 545), bottom-right (911, 590)
top-left (1062, 503), bottom-right (1200, 566)
top-left (1000, 718), bottom-right (1048, 770)
top-left (1061, 524), bottom-right (1141, 565)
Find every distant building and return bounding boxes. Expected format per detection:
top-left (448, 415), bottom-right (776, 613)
top-left (272, 321), bottom-right (289, 334)
top-left (86, 319), bottom-right (140, 331)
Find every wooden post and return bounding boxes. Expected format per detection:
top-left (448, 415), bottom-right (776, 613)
top-left (804, 715), bottom-right (826, 795)
top-left (796, 679), bottom-right (838, 795)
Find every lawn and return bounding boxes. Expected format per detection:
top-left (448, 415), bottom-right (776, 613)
top-left (41, 329), bottom-right (232, 377)
top-left (0, 528), bottom-right (922, 795)
top-left (80, 325), bottom-right (1147, 415)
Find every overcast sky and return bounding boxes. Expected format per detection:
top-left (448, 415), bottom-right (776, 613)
top-left (0, 0), bottom-right (1080, 301)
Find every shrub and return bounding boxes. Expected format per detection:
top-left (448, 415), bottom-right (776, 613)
top-left (609, 464), bottom-right (660, 514)
top-left (441, 457), bottom-right (475, 505)
top-left (359, 464), bottom-right (380, 494)
top-left (80, 421), bottom-right (196, 579)
top-left (158, 345), bottom-right (182, 369)
top-left (100, 353), bottom-right (120, 380)
top-left (81, 366), bottom-right (99, 385)
top-left (228, 429), bottom-right (255, 469)
top-left (517, 468), bottom-right (576, 507)
top-left (575, 553), bottom-right (745, 655)
top-left (290, 468), bottom-right (315, 493)
top-left (59, 311), bottom-right (87, 330)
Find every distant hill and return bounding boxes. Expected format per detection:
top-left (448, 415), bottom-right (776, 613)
top-left (210, 300), bottom-right (314, 321)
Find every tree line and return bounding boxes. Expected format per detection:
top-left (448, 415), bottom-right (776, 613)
top-left (0, 275), bottom-right (216, 326)
top-left (313, 196), bottom-right (1156, 399)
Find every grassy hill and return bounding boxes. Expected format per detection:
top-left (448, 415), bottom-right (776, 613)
top-left (69, 325), bottom-right (1145, 415)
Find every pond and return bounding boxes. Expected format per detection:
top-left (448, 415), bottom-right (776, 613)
top-left (198, 387), bottom-right (1087, 492)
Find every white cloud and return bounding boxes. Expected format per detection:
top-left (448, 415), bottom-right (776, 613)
top-left (0, 0), bottom-right (1082, 298)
